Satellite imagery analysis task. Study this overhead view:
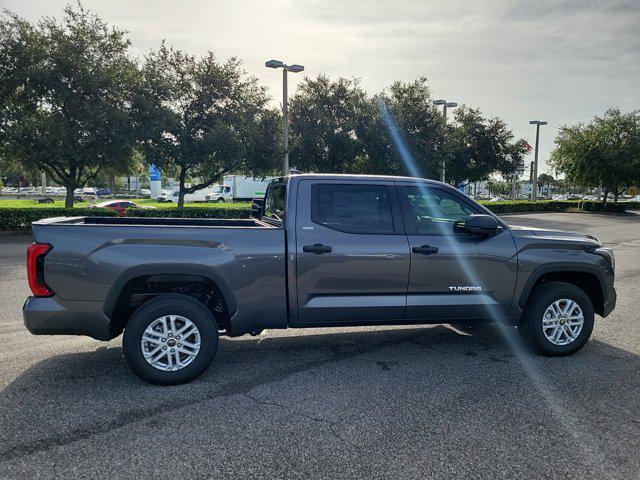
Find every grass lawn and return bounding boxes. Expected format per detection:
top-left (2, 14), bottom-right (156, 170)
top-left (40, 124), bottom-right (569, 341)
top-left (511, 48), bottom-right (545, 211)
top-left (0, 198), bottom-right (251, 209)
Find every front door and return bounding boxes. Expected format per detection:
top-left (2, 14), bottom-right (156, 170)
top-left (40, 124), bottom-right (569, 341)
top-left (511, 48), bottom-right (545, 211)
top-left (397, 183), bottom-right (518, 321)
top-left (294, 179), bottom-right (410, 325)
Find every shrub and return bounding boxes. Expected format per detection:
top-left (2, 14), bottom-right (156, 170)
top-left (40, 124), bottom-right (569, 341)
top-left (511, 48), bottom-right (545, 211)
top-left (481, 199), bottom-right (639, 214)
top-left (126, 205), bottom-right (251, 219)
top-left (1, 200), bottom-right (636, 232)
top-left (578, 201), bottom-right (626, 213)
top-left (479, 200), bottom-right (576, 214)
top-left (0, 208), bottom-right (118, 232)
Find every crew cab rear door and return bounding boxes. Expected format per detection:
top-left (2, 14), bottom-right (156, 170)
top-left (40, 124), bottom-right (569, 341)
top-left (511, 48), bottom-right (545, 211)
top-left (294, 179), bottom-right (410, 325)
top-left (397, 183), bottom-right (518, 321)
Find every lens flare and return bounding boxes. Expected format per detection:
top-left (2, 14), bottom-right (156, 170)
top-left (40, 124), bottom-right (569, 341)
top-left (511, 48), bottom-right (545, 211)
top-left (378, 99), bottom-right (611, 476)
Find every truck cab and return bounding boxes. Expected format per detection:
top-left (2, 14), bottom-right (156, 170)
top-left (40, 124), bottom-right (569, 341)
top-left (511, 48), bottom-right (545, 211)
top-left (204, 185), bottom-right (233, 203)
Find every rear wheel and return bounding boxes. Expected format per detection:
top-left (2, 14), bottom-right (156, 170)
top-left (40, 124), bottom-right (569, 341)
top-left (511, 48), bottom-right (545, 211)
top-left (123, 294), bottom-right (218, 385)
top-left (518, 281), bottom-right (594, 356)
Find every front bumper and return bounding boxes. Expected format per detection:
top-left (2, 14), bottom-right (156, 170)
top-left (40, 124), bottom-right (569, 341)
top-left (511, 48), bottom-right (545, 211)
top-left (602, 284), bottom-right (617, 317)
top-left (23, 296), bottom-right (113, 340)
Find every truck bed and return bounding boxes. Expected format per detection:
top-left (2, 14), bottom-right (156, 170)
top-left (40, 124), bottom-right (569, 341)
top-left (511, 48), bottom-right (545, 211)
top-left (29, 215), bottom-right (287, 339)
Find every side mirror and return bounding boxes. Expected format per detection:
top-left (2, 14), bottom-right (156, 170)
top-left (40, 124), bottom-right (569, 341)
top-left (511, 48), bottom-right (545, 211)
top-left (464, 214), bottom-right (499, 236)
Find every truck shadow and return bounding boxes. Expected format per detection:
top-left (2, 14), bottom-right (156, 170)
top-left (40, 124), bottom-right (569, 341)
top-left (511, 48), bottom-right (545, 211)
top-left (1, 323), bottom-right (639, 461)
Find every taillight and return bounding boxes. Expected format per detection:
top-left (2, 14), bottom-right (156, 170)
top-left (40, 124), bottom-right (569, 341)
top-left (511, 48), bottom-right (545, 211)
top-left (27, 243), bottom-right (53, 297)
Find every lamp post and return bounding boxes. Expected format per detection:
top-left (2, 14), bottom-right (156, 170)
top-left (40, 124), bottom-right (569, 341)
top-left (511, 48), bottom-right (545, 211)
top-left (529, 120), bottom-right (547, 201)
top-left (265, 59), bottom-right (305, 175)
top-left (433, 99), bottom-right (458, 182)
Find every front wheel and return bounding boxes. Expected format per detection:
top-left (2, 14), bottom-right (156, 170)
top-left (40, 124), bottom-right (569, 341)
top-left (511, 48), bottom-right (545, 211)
top-left (123, 294), bottom-right (218, 385)
top-left (518, 281), bottom-right (594, 356)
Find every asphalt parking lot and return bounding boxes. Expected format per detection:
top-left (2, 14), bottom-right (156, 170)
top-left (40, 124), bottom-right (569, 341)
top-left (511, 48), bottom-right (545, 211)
top-left (1, 212), bottom-right (639, 479)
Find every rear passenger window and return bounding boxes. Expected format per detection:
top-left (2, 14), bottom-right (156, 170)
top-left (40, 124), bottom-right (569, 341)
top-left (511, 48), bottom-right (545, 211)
top-left (311, 184), bottom-right (395, 234)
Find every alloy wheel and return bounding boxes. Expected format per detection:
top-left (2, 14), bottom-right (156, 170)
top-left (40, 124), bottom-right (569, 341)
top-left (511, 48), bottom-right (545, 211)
top-left (542, 299), bottom-right (584, 346)
top-left (140, 315), bottom-right (201, 371)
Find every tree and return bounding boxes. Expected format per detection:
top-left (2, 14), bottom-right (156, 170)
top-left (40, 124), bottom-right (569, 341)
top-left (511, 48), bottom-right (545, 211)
top-left (486, 178), bottom-right (511, 197)
top-left (444, 107), bottom-right (528, 188)
top-left (289, 76), bottom-right (444, 178)
top-left (551, 109), bottom-right (640, 206)
top-left (134, 43), bottom-right (279, 208)
top-left (0, 5), bottom-right (138, 207)
top-left (289, 75), bottom-right (369, 173)
top-left (370, 78), bottom-right (444, 178)
top-left (537, 173), bottom-right (555, 196)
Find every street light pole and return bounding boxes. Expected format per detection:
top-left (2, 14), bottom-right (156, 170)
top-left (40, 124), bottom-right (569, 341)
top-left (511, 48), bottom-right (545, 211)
top-left (529, 120), bottom-right (547, 201)
top-left (282, 68), bottom-right (289, 175)
top-left (433, 99), bottom-right (458, 183)
top-left (266, 59), bottom-right (305, 176)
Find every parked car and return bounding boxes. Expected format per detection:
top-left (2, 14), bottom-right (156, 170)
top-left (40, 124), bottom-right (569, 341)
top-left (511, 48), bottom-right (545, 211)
top-left (156, 189), bottom-right (175, 202)
top-left (90, 200), bottom-right (154, 217)
top-left (95, 188), bottom-right (111, 196)
top-left (23, 174), bottom-right (616, 385)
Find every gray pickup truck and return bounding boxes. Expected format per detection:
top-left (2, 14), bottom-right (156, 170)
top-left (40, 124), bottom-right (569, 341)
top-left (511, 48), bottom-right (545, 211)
top-left (23, 174), bottom-right (616, 384)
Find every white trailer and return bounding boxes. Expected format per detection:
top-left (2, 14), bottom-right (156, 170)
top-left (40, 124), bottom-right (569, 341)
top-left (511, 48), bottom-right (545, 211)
top-left (222, 176), bottom-right (273, 201)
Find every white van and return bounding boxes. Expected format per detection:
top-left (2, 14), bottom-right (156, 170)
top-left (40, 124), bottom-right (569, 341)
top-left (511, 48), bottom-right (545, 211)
top-left (158, 187), bottom-right (221, 203)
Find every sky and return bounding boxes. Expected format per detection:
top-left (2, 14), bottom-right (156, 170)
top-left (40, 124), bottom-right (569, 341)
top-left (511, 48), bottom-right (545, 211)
top-left (2, 0), bottom-right (639, 175)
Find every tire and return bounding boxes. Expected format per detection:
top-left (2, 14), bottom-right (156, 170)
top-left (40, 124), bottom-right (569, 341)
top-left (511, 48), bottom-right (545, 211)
top-left (217, 197), bottom-right (225, 203)
top-left (518, 281), bottom-right (594, 356)
top-left (123, 294), bottom-right (218, 385)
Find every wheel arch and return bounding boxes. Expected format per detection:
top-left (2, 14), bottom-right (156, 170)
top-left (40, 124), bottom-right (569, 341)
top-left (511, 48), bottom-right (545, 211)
top-left (519, 264), bottom-right (606, 316)
top-left (104, 265), bottom-right (237, 337)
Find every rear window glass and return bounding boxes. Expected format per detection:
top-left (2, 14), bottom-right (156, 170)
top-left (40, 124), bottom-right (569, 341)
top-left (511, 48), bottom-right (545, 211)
top-left (263, 183), bottom-right (286, 222)
top-left (311, 184), bottom-right (394, 234)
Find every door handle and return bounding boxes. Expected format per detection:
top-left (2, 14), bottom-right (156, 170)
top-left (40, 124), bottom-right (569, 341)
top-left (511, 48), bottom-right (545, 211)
top-left (412, 245), bottom-right (439, 255)
top-left (303, 244), bottom-right (332, 254)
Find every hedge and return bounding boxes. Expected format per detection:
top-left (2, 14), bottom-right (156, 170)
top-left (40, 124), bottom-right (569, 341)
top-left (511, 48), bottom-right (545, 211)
top-left (2, 200), bottom-right (639, 232)
top-left (480, 200), bottom-right (640, 214)
top-left (126, 205), bottom-right (252, 219)
top-left (0, 208), bottom-right (118, 232)
top-left (479, 200), bottom-right (576, 214)
top-left (578, 200), bottom-right (640, 212)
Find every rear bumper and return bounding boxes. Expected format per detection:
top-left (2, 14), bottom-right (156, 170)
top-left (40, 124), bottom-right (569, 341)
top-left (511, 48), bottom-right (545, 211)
top-left (23, 296), bottom-right (113, 340)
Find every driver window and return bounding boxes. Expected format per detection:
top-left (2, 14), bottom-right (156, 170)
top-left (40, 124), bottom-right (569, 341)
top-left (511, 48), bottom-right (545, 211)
top-left (404, 186), bottom-right (480, 235)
